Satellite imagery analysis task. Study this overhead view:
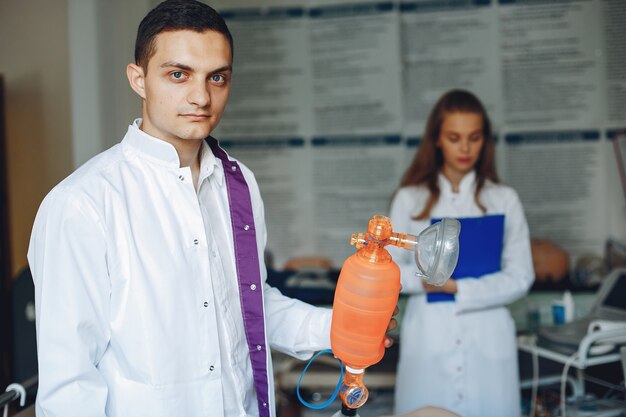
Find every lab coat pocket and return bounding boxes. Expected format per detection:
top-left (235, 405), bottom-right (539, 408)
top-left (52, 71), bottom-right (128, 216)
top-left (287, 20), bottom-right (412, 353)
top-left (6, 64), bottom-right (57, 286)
top-left (107, 374), bottom-right (224, 417)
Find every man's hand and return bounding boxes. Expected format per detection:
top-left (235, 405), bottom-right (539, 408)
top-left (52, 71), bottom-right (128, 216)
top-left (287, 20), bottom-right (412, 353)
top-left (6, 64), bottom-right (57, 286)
top-left (384, 305), bottom-right (400, 348)
top-left (423, 279), bottom-right (457, 294)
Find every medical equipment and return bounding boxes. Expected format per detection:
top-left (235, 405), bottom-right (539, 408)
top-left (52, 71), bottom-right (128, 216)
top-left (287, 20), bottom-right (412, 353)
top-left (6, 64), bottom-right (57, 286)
top-left (538, 268), bottom-right (626, 355)
top-left (298, 215), bottom-right (460, 414)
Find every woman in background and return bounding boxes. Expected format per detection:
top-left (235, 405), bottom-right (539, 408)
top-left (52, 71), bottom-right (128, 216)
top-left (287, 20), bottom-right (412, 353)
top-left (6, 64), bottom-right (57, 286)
top-left (389, 89), bottom-right (534, 417)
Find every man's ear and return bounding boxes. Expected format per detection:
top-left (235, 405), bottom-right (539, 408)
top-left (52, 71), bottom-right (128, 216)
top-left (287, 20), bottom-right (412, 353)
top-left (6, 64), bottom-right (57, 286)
top-left (127, 63), bottom-right (147, 99)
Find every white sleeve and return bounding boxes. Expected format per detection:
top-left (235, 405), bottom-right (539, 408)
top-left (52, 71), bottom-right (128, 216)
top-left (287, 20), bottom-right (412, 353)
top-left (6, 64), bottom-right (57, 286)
top-left (264, 285), bottom-right (332, 360)
top-left (27, 189), bottom-right (110, 417)
top-left (388, 188), bottom-right (426, 294)
top-left (455, 190), bottom-right (535, 313)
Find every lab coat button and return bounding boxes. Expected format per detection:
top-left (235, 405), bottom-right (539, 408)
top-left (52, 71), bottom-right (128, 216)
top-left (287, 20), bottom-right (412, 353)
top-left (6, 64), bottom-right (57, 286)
top-left (231, 166), bottom-right (237, 172)
top-left (178, 175), bottom-right (184, 181)
top-left (256, 345), bottom-right (262, 351)
top-left (244, 224), bottom-right (250, 231)
top-left (193, 239), bottom-right (199, 245)
top-left (263, 402), bottom-right (267, 408)
top-left (209, 365), bottom-right (215, 371)
top-left (203, 302), bottom-right (209, 307)
top-left (250, 284), bottom-right (257, 291)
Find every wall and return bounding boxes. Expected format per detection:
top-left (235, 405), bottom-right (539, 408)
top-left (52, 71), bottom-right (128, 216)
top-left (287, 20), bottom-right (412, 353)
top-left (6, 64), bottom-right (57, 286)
top-left (0, 0), bottom-right (149, 277)
top-left (0, 0), bottom-right (73, 277)
top-left (204, 1), bottom-right (626, 267)
top-left (69, 0), bottom-right (626, 269)
top-left (3, 0), bottom-right (624, 275)
top-left (68, 0), bottom-right (149, 168)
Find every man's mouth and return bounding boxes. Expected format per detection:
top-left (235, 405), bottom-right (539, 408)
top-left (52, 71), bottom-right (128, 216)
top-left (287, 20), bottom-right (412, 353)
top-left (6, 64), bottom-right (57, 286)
top-left (180, 114), bottom-right (210, 121)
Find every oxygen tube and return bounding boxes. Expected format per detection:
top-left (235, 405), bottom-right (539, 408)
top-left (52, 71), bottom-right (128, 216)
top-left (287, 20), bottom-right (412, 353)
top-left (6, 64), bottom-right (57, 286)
top-left (296, 215), bottom-right (460, 414)
top-left (296, 349), bottom-right (344, 410)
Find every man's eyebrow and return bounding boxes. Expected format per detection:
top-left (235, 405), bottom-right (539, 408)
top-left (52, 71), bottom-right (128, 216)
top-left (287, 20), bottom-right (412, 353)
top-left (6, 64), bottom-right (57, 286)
top-left (210, 65), bottom-right (233, 74)
top-left (159, 62), bottom-right (233, 74)
top-left (160, 61), bottom-right (193, 71)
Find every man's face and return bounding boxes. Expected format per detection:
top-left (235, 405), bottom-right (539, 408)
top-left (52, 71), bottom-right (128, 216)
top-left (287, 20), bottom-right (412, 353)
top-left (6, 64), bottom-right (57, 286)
top-left (131, 30), bottom-right (232, 144)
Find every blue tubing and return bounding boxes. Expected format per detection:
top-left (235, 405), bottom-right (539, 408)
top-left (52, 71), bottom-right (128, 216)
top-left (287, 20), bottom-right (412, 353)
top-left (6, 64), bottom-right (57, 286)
top-left (296, 349), bottom-right (344, 410)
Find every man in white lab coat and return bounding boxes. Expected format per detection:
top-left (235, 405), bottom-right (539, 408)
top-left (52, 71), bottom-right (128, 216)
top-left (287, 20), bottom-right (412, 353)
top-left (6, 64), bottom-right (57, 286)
top-left (28, 1), bottom-right (395, 416)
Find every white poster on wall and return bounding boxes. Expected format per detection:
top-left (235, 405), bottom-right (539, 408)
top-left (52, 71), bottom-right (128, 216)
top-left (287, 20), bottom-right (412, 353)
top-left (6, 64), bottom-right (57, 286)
top-left (400, 1), bottom-right (501, 136)
top-left (498, 0), bottom-right (603, 130)
top-left (213, 6), bottom-right (313, 137)
top-left (309, 135), bottom-right (404, 267)
top-left (308, 2), bottom-right (404, 136)
top-left (504, 131), bottom-right (608, 260)
top-left (602, 0), bottom-right (626, 127)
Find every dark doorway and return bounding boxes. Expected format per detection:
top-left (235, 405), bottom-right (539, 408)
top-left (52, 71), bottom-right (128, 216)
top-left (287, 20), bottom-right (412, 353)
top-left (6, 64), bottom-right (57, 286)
top-left (0, 75), bottom-right (14, 388)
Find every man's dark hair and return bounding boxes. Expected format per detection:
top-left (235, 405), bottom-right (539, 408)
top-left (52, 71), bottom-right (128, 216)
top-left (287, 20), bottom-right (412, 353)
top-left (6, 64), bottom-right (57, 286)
top-left (135, 0), bottom-right (233, 71)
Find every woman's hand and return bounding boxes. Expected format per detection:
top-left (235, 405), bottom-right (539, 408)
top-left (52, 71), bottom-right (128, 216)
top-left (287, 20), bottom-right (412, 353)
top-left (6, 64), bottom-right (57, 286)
top-left (423, 279), bottom-right (457, 294)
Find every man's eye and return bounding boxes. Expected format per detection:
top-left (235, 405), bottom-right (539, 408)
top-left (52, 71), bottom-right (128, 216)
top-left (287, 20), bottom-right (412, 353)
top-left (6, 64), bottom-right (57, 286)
top-left (171, 71), bottom-right (185, 80)
top-left (211, 74), bottom-right (226, 84)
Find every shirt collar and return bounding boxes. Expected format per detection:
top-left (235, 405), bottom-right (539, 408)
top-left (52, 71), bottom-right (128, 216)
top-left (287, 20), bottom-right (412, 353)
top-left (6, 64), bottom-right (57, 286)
top-left (199, 139), bottom-right (223, 186)
top-left (123, 119), bottom-right (222, 185)
top-left (122, 119), bottom-right (181, 167)
top-left (438, 170), bottom-right (476, 196)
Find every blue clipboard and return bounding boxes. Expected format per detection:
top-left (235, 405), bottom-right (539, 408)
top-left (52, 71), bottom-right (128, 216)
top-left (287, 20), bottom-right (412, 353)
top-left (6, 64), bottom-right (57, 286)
top-left (427, 214), bottom-right (505, 303)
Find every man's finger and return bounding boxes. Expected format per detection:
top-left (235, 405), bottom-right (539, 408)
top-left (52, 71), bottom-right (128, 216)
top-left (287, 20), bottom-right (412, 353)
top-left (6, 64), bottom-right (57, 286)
top-left (384, 337), bottom-right (394, 348)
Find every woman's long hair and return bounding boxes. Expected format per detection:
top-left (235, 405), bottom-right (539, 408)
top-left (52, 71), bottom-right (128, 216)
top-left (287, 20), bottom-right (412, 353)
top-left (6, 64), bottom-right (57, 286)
top-left (398, 89), bottom-right (499, 219)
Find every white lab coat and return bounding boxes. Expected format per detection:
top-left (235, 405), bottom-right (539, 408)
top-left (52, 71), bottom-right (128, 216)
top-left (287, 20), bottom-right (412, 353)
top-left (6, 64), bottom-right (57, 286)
top-left (389, 171), bottom-right (534, 417)
top-left (28, 122), bottom-right (332, 417)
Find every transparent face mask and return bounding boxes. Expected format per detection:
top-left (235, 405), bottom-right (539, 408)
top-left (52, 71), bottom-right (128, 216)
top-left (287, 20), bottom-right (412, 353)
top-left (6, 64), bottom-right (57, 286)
top-left (413, 218), bottom-right (461, 286)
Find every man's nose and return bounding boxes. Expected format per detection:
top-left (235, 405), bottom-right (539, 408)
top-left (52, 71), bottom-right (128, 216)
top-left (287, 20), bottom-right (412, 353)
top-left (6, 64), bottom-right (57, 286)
top-left (188, 81), bottom-right (210, 107)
